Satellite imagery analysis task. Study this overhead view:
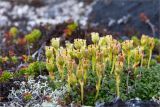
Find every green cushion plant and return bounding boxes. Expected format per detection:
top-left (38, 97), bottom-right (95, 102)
top-left (0, 71), bottom-right (13, 83)
top-left (44, 33), bottom-right (159, 106)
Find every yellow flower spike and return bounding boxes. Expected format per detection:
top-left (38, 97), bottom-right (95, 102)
top-left (66, 59), bottom-right (76, 73)
top-left (87, 45), bottom-right (93, 57)
top-left (56, 54), bottom-right (65, 66)
top-left (95, 61), bottom-right (105, 100)
top-left (46, 61), bottom-right (55, 80)
top-left (96, 49), bottom-right (104, 62)
top-left (51, 38), bottom-right (60, 50)
top-left (66, 59), bottom-right (77, 94)
top-left (112, 42), bottom-right (121, 55)
top-left (76, 65), bottom-right (83, 80)
top-left (131, 47), bottom-right (142, 75)
top-left (82, 58), bottom-right (90, 70)
top-left (141, 34), bottom-right (149, 47)
top-left (147, 37), bottom-right (155, 68)
top-left (87, 44), bottom-right (98, 71)
top-left (110, 42), bottom-right (121, 74)
top-left (117, 53), bottom-right (125, 63)
top-left (114, 61), bottom-right (124, 97)
top-left (98, 37), bottom-right (107, 46)
top-left (140, 35), bottom-right (155, 68)
top-left (74, 39), bottom-right (86, 49)
top-left (148, 37), bottom-right (155, 50)
top-left (91, 32), bottom-right (100, 44)
top-left (64, 45), bottom-right (74, 59)
top-left (56, 53), bottom-right (65, 80)
top-left (70, 73), bottom-right (77, 85)
top-left (45, 46), bottom-right (54, 59)
top-left (100, 46), bottom-right (109, 63)
top-left (75, 49), bottom-right (83, 60)
top-left (105, 35), bottom-right (113, 43)
top-left (66, 41), bottom-right (74, 49)
top-left (81, 58), bottom-right (90, 83)
top-left (122, 40), bottom-right (133, 69)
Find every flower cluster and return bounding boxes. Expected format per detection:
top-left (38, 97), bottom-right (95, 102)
top-left (45, 32), bottom-right (156, 104)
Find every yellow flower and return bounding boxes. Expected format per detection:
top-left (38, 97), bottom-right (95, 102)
top-left (45, 46), bottom-right (54, 59)
top-left (112, 42), bottom-right (121, 55)
top-left (148, 37), bottom-right (155, 49)
top-left (98, 37), bottom-right (107, 46)
top-left (46, 61), bottom-right (54, 72)
top-left (74, 39), bottom-right (86, 49)
top-left (141, 34), bottom-right (149, 47)
top-left (122, 40), bottom-right (133, 52)
top-left (51, 38), bottom-right (60, 49)
top-left (114, 61), bottom-right (124, 75)
top-left (70, 73), bottom-right (77, 85)
top-left (91, 32), bottom-right (99, 44)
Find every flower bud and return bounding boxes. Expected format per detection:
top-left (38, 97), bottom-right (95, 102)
top-left (74, 39), bottom-right (86, 49)
top-left (70, 73), bottom-right (77, 85)
top-left (51, 38), bottom-right (60, 49)
top-left (46, 62), bottom-right (54, 72)
top-left (122, 40), bottom-right (133, 52)
top-left (141, 34), bottom-right (148, 47)
top-left (91, 32), bottom-right (99, 44)
top-left (98, 37), bottom-right (107, 46)
top-left (148, 37), bottom-right (155, 49)
top-left (45, 46), bottom-right (53, 58)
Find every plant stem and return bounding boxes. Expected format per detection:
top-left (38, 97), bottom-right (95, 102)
top-left (116, 76), bottom-right (120, 97)
top-left (140, 54), bottom-right (143, 67)
top-left (92, 56), bottom-right (96, 72)
top-left (134, 68), bottom-right (137, 89)
top-left (126, 71), bottom-right (130, 94)
top-left (147, 49), bottom-right (152, 69)
top-left (127, 52), bottom-right (130, 69)
top-left (111, 56), bottom-right (116, 74)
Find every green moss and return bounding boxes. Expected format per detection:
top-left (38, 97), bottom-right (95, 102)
top-left (67, 22), bottom-right (78, 31)
top-left (9, 27), bottom-right (18, 38)
top-left (155, 55), bottom-right (160, 63)
top-left (0, 56), bottom-right (2, 64)
top-left (25, 29), bottom-right (41, 44)
top-left (142, 58), bottom-right (157, 67)
top-left (25, 61), bottom-right (46, 76)
top-left (23, 93), bottom-right (32, 101)
top-left (11, 56), bottom-right (18, 64)
top-left (128, 64), bottom-right (160, 100)
top-left (0, 71), bottom-right (13, 83)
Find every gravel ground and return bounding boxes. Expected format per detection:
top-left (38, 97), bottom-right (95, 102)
top-left (0, 0), bottom-right (96, 32)
top-left (0, 0), bottom-right (159, 37)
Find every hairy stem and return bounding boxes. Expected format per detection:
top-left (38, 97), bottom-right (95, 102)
top-left (115, 76), bottom-right (120, 97)
top-left (95, 78), bottom-right (101, 100)
top-left (80, 81), bottom-right (84, 104)
top-left (147, 49), bottom-right (152, 69)
top-left (127, 52), bottom-right (131, 69)
top-left (140, 54), bottom-right (144, 67)
top-left (92, 56), bottom-right (96, 72)
top-left (111, 56), bottom-right (116, 74)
